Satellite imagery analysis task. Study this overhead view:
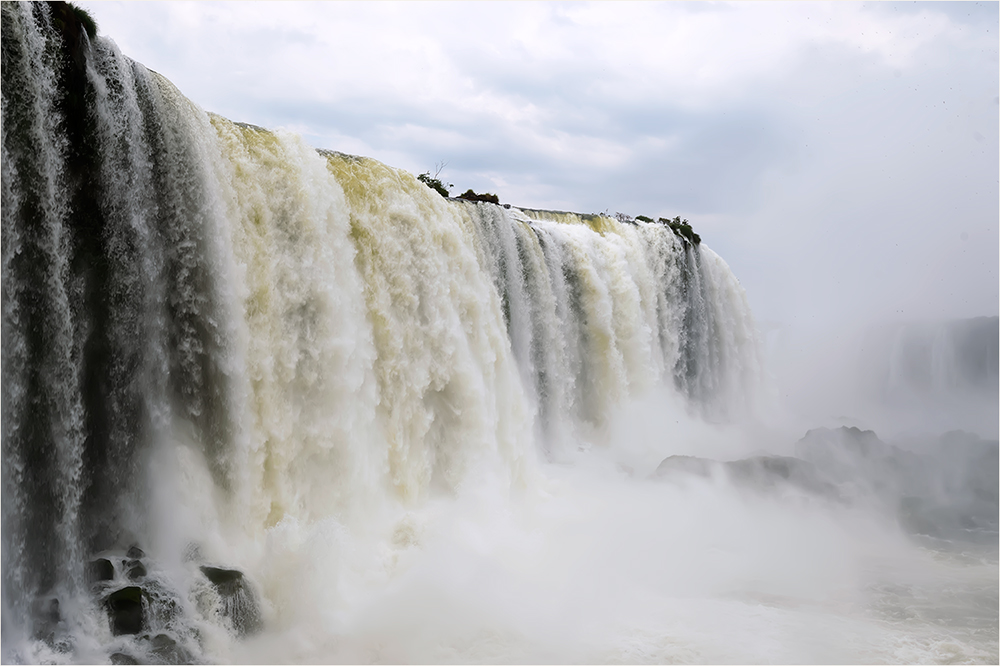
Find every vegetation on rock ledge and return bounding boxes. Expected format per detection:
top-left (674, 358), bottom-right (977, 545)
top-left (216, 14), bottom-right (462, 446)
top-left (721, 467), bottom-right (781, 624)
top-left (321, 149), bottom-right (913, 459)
top-left (413, 162), bottom-right (697, 245)
top-left (456, 189), bottom-right (500, 205)
top-left (614, 212), bottom-right (702, 245)
top-left (418, 171), bottom-right (452, 198)
top-left (416, 163), bottom-right (501, 204)
top-left (659, 216), bottom-right (701, 245)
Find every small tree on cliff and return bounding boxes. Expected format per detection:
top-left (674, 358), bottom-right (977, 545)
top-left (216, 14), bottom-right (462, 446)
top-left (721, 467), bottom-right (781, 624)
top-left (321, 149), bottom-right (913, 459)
top-left (418, 162), bottom-right (452, 197)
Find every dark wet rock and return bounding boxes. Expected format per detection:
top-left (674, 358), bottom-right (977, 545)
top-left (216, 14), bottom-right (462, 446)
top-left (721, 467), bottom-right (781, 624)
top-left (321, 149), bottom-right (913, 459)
top-left (125, 559), bottom-right (147, 580)
top-left (104, 586), bottom-right (145, 635)
top-left (86, 558), bottom-right (115, 583)
top-left (110, 652), bottom-right (139, 665)
top-left (200, 566), bottom-right (263, 637)
top-left (200, 566), bottom-right (240, 586)
top-left (126, 545), bottom-right (146, 560)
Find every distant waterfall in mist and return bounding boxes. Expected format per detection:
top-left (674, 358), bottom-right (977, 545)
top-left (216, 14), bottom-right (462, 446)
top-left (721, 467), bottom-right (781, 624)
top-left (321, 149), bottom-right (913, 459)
top-left (1, 3), bottom-right (761, 662)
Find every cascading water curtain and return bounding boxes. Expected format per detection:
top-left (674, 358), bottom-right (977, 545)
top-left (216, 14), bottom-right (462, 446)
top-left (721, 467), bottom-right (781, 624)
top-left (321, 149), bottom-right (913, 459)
top-left (462, 204), bottom-right (761, 448)
top-left (3, 3), bottom-right (250, 659)
top-left (2, 2), bottom-right (762, 662)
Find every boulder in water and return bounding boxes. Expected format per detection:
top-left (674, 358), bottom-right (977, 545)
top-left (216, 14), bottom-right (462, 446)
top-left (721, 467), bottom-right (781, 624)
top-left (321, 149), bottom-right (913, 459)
top-left (200, 566), bottom-right (243, 587)
top-left (104, 586), bottom-right (145, 635)
top-left (200, 566), bottom-right (263, 636)
top-left (125, 559), bottom-right (147, 580)
top-left (87, 558), bottom-right (115, 583)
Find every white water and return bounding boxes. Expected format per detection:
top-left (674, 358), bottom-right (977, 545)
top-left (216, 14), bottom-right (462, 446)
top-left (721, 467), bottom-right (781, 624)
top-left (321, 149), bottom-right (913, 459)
top-left (2, 4), bottom-right (996, 663)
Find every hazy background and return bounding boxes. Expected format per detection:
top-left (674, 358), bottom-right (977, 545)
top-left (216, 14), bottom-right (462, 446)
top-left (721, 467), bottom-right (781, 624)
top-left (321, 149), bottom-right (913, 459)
top-left (76, 0), bottom-right (998, 435)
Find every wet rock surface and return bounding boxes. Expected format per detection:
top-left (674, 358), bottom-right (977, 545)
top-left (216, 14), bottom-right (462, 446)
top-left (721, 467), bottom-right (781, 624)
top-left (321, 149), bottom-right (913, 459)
top-left (87, 558), bottom-right (115, 583)
top-left (200, 565), bottom-right (263, 637)
top-left (20, 544), bottom-right (265, 662)
top-left (125, 559), bottom-right (147, 581)
top-left (104, 586), bottom-right (145, 635)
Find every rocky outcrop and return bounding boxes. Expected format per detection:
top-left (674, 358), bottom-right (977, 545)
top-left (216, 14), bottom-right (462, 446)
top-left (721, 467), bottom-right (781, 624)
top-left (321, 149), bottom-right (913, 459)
top-left (22, 544), bottom-right (262, 663)
top-left (125, 560), bottom-right (147, 581)
top-left (87, 558), bottom-right (115, 583)
top-left (200, 566), bottom-right (263, 637)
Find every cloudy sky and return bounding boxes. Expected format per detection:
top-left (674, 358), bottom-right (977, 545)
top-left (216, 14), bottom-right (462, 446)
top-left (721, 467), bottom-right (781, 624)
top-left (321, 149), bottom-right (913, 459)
top-left (76, 1), bottom-right (998, 329)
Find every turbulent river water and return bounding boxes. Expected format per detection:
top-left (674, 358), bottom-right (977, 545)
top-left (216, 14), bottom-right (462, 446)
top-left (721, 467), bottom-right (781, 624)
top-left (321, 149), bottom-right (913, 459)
top-left (2, 3), bottom-right (996, 664)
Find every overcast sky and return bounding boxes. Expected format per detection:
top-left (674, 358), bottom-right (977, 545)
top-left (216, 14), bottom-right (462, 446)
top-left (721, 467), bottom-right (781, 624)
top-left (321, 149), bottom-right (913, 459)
top-left (76, 1), bottom-right (998, 329)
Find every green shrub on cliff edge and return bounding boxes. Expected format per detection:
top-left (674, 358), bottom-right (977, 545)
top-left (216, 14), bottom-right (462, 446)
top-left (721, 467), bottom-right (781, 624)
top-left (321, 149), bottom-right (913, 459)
top-left (629, 214), bottom-right (702, 245)
top-left (418, 172), bottom-right (451, 198)
top-left (658, 216), bottom-right (701, 245)
top-left (418, 161), bottom-right (453, 197)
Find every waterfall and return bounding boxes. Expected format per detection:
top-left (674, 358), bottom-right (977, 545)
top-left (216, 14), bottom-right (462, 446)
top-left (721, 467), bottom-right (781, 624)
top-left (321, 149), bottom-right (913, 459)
top-left (1, 3), bottom-right (762, 662)
top-left (464, 205), bottom-right (760, 450)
